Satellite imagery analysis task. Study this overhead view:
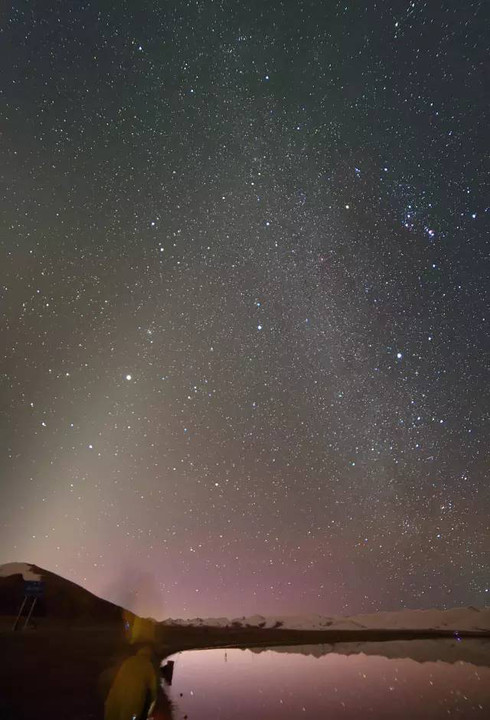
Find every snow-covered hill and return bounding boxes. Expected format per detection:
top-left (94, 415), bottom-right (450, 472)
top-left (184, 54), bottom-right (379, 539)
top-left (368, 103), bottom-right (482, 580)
top-left (1, 563), bottom-right (488, 633)
top-left (162, 606), bottom-right (490, 633)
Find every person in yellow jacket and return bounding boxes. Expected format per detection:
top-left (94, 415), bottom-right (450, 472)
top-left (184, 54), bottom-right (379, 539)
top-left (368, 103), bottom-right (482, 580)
top-left (104, 643), bottom-right (159, 720)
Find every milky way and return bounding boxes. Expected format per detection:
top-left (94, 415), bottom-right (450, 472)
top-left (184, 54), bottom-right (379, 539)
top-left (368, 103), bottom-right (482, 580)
top-left (1, 1), bottom-right (488, 618)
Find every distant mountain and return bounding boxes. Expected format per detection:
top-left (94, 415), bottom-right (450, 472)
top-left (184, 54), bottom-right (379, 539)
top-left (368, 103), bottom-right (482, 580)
top-left (2, 563), bottom-right (489, 635)
top-left (0, 562), bottom-right (124, 624)
top-left (161, 606), bottom-right (490, 633)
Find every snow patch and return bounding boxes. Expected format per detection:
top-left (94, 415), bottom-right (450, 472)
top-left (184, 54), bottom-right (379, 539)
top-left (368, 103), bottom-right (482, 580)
top-left (0, 562), bottom-right (42, 581)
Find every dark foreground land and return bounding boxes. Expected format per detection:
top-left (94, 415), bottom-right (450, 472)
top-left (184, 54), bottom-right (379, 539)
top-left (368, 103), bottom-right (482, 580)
top-left (1, 618), bottom-right (489, 720)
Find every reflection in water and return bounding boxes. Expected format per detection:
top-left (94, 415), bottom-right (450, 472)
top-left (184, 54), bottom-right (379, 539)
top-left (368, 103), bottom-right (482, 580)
top-left (167, 643), bottom-right (490, 719)
top-left (251, 638), bottom-right (490, 667)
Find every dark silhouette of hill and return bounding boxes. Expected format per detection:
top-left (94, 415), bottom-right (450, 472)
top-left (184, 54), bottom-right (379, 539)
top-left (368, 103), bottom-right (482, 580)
top-left (0, 564), bottom-right (173, 719)
top-left (0, 563), bottom-right (124, 624)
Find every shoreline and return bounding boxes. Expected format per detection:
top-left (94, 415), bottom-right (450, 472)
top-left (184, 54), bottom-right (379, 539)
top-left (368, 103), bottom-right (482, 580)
top-left (1, 619), bottom-right (489, 718)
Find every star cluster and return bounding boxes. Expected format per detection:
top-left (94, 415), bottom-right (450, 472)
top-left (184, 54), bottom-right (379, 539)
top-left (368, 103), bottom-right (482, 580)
top-left (0, 1), bottom-right (488, 618)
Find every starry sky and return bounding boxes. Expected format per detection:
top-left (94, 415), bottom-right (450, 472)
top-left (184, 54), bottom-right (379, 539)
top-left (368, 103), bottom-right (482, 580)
top-left (1, 0), bottom-right (488, 620)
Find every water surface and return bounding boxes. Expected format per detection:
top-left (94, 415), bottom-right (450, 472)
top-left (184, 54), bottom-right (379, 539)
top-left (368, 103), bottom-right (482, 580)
top-left (167, 642), bottom-right (490, 719)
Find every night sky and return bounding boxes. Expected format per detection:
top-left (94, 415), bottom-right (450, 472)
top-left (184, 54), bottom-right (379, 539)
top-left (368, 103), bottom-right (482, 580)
top-left (1, 0), bottom-right (488, 620)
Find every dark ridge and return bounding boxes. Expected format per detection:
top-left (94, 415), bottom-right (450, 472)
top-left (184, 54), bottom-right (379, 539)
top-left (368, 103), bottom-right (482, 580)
top-left (0, 563), bottom-right (124, 625)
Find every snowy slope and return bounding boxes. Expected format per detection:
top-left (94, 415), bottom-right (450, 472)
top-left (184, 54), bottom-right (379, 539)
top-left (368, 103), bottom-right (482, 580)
top-left (162, 607), bottom-right (490, 633)
top-left (345, 607), bottom-right (490, 632)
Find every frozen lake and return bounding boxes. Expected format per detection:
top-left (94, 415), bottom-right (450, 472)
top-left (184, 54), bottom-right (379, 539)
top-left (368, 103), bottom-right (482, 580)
top-left (166, 641), bottom-right (490, 719)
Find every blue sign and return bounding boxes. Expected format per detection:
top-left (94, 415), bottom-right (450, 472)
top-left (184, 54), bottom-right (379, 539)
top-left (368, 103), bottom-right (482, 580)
top-left (24, 580), bottom-right (45, 598)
